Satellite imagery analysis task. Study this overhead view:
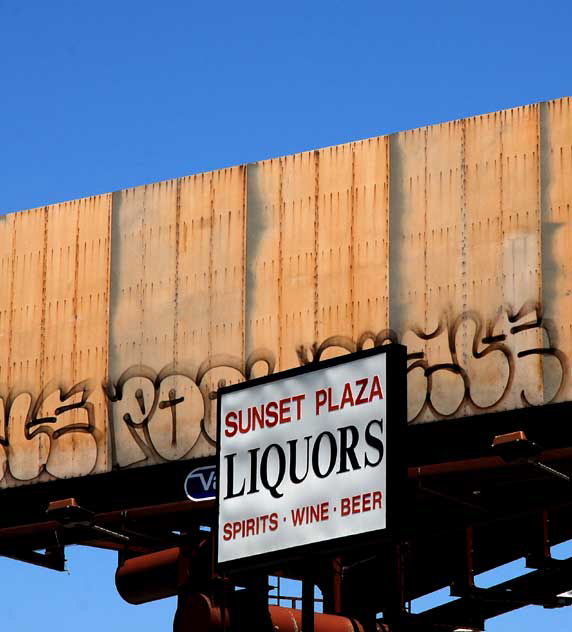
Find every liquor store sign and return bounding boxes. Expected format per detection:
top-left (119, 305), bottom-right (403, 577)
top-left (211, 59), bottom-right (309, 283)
top-left (216, 345), bottom-right (405, 570)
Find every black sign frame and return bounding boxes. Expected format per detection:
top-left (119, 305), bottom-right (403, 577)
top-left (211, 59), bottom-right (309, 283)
top-left (215, 343), bottom-right (407, 574)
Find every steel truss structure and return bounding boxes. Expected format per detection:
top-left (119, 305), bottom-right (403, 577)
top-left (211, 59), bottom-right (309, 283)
top-left (2, 402), bottom-right (572, 630)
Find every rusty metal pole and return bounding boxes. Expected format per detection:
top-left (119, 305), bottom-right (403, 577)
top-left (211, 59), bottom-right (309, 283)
top-left (171, 592), bottom-right (365, 631)
top-left (116, 547), bottom-right (181, 604)
top-left (319, 557), bottom-right (343, 614)
top-left (332, 557), bottom-right (343, 614)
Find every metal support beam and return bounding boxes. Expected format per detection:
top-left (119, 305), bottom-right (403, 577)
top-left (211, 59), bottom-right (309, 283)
top-left (302, 578), bottom-right (315, 632)
top-left (419, 553), bottom-right (572, 625)
top-left (1, 546), bottom-right (66, 572)
top-left (526, 510), bottom-right (553, 569)
top-left (450, 527), bottom-right (475, 597)
top-left (382, 543), bottom-right (408, 628)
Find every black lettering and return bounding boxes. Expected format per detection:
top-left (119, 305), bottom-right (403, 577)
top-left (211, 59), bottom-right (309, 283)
top-left (224, 452), bottom-right (246, 499)
top-left (312, 431), bottom-right (337, 478)
top-left (260, 443), bottom-right (286, 498)
top-left (364, 419), bottom-right (384, 467)
top-left (247, 447), bottom-right (260, 494)
top-left (288, 436), bottom-right (312, 484)
top-left (337, 425), bottom-right (361, 473)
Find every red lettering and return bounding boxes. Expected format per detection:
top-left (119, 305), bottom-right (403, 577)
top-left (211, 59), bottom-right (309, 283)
top-left (223, 522), bottom-right (234, 541)
top-left (291, 503), bottom-right (330, 525)
top-left (340, 382), bottom-right (355, 409)
top-left (369, 375), bottom-right (384, 402)
top-left (328, 387), bottom-right (339, 412)
top-left (291, 506), bottom-right (307, 526)
top-left (279, 397), bottom-right (291, 423)
top-left (315, 389), bottom-right (327, 415)
top-left (238, 410), bottom-right (250, 434)
top-left (340, 492), bottom-right (382, 517)
top-left (251, 405), bottom-right (265, 430)
top-left (266, 401), bottom-right (279, 426)
top-left (291, 394), bottom-right (305, 420)
top-left (224, 514), bottom-right (280, 540)
top-left (224, 411), bottom-right (238, 438)
top-left (355, 378), bottom-right (369, 405)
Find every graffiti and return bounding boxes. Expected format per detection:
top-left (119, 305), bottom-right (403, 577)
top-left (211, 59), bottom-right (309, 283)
top-left (103, 349), bottom-right (275, 469)
top-left (0, 380), bottom-right (97, 484)
top-left (0, 302), bottom-right (567, 485)
top-left (0, 350), bottom-right (276, 484)
top-left (297, 301), bottom-right (568, 422)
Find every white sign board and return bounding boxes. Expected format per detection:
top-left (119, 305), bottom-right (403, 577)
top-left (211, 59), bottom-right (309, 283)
top-left (216, 346), bottom-right (405, 569)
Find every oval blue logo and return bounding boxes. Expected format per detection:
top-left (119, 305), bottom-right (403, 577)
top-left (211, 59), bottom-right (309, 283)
top-left (184, 465), bottom-right (216, 501)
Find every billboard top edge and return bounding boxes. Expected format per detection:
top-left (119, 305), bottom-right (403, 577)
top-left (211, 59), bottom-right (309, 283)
top-left (8, 96), bottom-right (571, 217)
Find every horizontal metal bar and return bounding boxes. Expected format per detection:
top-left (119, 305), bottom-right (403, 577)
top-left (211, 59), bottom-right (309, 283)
top-left (0, 548), bottom-right (65, 572)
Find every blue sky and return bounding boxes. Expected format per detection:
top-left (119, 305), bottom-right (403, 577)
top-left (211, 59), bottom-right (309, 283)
top-left (1, 0), bottom-right (572, 629)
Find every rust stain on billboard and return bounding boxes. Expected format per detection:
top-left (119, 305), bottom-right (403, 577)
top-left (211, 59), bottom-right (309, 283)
top-left (0, 98), bottom-right (571, 488)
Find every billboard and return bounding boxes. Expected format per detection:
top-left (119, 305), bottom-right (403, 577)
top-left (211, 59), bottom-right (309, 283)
top-left (1, 98), bottom-right (571, 491)
top-left (217, 345), bottom-right (405, 569)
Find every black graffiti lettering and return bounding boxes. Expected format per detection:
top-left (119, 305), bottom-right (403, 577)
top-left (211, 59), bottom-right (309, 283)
top-left (306, 301), bottom-right (568, 422)
top-left (159, 388), bottom-right (185, 446)
top-left (28, 381), bottom-right (95, 440)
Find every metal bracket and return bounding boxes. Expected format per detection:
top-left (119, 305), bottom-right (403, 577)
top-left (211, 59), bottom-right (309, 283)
top-left (0, 546), bottom-right (66, 571)
top-left (46, 498), bottom-right (181, 551)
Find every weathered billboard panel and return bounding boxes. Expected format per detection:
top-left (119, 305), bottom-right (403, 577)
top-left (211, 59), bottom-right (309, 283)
top-left (1, 98), bottom-right (571, 489)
